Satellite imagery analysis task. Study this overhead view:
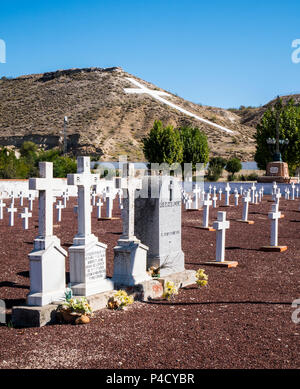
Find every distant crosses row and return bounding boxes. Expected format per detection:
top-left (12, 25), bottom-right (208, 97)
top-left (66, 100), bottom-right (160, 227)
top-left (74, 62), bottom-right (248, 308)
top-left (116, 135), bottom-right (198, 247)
top-left (182, 182), bottom-right (268, 210)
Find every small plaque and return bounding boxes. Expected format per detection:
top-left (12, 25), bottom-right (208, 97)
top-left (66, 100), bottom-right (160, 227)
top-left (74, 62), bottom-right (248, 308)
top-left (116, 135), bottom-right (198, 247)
top-left (270, 167), bottom-right (279, 174)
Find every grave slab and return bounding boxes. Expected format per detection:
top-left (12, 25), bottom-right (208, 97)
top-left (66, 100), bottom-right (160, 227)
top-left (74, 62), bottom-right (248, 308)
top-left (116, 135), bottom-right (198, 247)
top-left (260, 246), bottom-right (288, 252)
top-left (202, 261), bottom-right (238, 268)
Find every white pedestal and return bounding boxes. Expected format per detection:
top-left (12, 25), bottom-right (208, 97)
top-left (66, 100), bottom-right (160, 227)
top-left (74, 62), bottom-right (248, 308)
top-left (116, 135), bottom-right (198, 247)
top-left (69, 237), bottom-right (113, 296)
top-left (112, 240), bottom-right (151, 286)
top-left (27, 237), bottom-right (67, 306)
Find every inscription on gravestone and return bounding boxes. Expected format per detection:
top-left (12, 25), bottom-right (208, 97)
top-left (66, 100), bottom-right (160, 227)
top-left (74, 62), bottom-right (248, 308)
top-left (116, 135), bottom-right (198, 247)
top-left (85, 248), bottom-right (106, 281)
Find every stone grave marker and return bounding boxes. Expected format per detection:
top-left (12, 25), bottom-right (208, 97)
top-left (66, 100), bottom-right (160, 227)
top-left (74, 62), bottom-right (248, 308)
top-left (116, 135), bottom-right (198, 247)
top-left (27, 162), bottom-right (67, 306)
top-left (7, 202), bottom-right (17, 227)
top-left (134, 174), bottom-right (185, 276)
top-left (19, 207), bottom-right (32, 230)
top-left (112, 163), bottom-right (151, 285)
top-left (67, 156), bottom-right (113, 296)
top-left (203, 211), bottom-right (238, 268)
top-left (236, 191), bottom-right (254, 224)
top-left (55, 200), bottom-right (64, 223)
top-left (261, 203), bottom-right (287, 252)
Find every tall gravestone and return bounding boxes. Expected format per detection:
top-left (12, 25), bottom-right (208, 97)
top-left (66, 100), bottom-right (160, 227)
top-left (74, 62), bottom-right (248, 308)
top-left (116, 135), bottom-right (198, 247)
top-left (134, 175), bottom-right (185, 276)
top-left (67, 157), bottom-right (113, 296)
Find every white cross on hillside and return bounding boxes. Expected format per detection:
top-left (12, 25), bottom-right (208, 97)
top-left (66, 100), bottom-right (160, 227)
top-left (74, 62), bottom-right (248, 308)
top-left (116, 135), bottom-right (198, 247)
top-left (124, 78), bottom-right (234, 135)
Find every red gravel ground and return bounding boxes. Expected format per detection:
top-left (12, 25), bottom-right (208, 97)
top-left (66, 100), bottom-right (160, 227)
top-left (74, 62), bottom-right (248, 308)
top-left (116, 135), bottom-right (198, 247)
top-left (0, 195), bottom-right (300, 369)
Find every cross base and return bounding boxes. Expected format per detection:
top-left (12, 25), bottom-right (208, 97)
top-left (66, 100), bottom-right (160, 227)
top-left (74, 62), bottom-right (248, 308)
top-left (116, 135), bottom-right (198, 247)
top-left (71, 278), bottom-right (114, 297)
top-left (201, 261), bottom-right (238, 268)
top-left (27, 289), bottom-right (66, 307)
top-left (195, 226), bottom-right (216, 231)
top-left (97, 217), bottom-right (120, 221)
top-left (186, 208), bottom-right (202, 212)
top-left (260, 246), bottom-right (288, 252)
top-left (235, 219), bottom-right (255, 224)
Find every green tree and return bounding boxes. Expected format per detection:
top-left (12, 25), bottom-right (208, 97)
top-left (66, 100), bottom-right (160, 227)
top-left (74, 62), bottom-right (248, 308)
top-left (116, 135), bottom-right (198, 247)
top-left (0, 147), bottom-right (29, 178)
top-left (254, 98), bottom-right (300, 174)
top-left (19, 141), bottom-right (39, 176)
top-left (207, 156), bottom-right (227, 181)
top-left (142, 120), bottom-right (183, 164)
top-left (225, 157), bottom-right (242, 180)
top-left (36, 148), bottom-right (77, 177)
top-left (179, 126), bottom-right (209, 168)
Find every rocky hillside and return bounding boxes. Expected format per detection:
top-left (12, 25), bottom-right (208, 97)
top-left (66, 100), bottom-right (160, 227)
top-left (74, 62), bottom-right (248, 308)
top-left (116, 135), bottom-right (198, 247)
top-left (0, 67), bottom-right (257, 161)
top-left (231, 94), bottom-right (300, 128)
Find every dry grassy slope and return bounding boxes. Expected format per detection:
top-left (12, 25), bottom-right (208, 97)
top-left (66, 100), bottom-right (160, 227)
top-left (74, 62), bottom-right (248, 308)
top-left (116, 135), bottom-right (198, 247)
top-left (234, 94), bottom-right (300, 128)
top-left (0, 67), bottom-right (256, 161)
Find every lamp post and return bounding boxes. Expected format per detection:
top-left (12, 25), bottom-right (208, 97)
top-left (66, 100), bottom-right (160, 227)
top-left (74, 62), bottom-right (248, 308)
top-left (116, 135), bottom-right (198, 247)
top-left (63, 116), bottom-right (68, 155)
top-left (266, 97), bottom-right (289, 162)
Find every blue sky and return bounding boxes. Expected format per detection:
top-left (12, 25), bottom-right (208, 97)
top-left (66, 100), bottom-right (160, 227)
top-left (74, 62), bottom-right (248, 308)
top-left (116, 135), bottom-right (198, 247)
top-left (0, 0), bottom-right (300, 108)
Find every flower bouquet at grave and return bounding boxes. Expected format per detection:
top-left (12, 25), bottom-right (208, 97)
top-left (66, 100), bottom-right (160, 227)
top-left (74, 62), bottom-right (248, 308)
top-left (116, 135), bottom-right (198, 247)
top-left (57, 289), bottom-right (93, 325)
top-left (162, 281), bottom-right (179, 301)
top-left (195, 269), bottom-right (208, 288)
top-left (107, 290), bottom-right (134, 311)
top-left (147, 257), bottom-right (174, 278)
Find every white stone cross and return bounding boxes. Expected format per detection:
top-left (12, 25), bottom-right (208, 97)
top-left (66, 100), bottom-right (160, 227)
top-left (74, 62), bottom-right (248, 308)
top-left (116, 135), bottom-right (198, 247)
top-left (28, 193), bottom-right (35, 212)
top-left (268, 203), bottom-right (281, 247)
top-left (234, 188), bottom-right (239, 206)
top-left (55, 200), bottom-right (64, 223)
top-left (242, 192), bottom-right (251, 222)
top-left (96, 198), bottom-right (104, 219)
top-left (286, 188), bottom-right (290, 200)
top-left (272, 182), bottom-right (278, 195)
top-left (259, 189), bottom-right (262, 203)
top-left (192, 185), bottom-right (201, 209)
top-left (105, 187), bottom-right (114, 218)
top-left (62, 191), bottom-right (69, 208)
top-left (218, 188), bottom-right (222, 201)
top-left (208, 185), bottom-right (212, 194)
top-left (275, 190), bottom-right (281, 205)
top-left (185, 195), bottom-right (192, 210)
top-left (296, 186), bottom-right (299, 199)
top-left (225, 184), bottom-right (231, 206)
top-left (29, 162), bottom-right (64, 248)
top-left (67, 157), bottom-right (100, 245)
top-left (18, 191), bottom-right (24, 206)
top-left (251, 183), bottom-right (256, 204)
top-left (213, 211), bottom-right (230, 262)
top-left (255, 191), bottom-right (259, 204)
top-left (239, 185), bottom-right (243, 196)
top-left (91, 190), bottom-right (97, 206)
top-left (8, 191), bottom-right (14, 205)
top-left (7, 202), bottom-right (17, 227)
top-left (19, 207), bottom-right (32, 230)
top-left (124, 77), bottom-right (234, 134)
top-left (116, 162), bottom-right (142, 241)
top-left (203, 193), bottom-right (212, 228)
top-left (0, 199), bottom-right (6, 220)
top-left (212, 193), bottom-right (217, 209)
top-left (291, 183), bottom-right (295, 200)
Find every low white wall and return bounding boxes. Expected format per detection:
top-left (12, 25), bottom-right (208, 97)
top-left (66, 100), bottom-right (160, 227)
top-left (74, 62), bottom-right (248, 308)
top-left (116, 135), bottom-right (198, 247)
top-left (0, 179), bottom-right (78, 199)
